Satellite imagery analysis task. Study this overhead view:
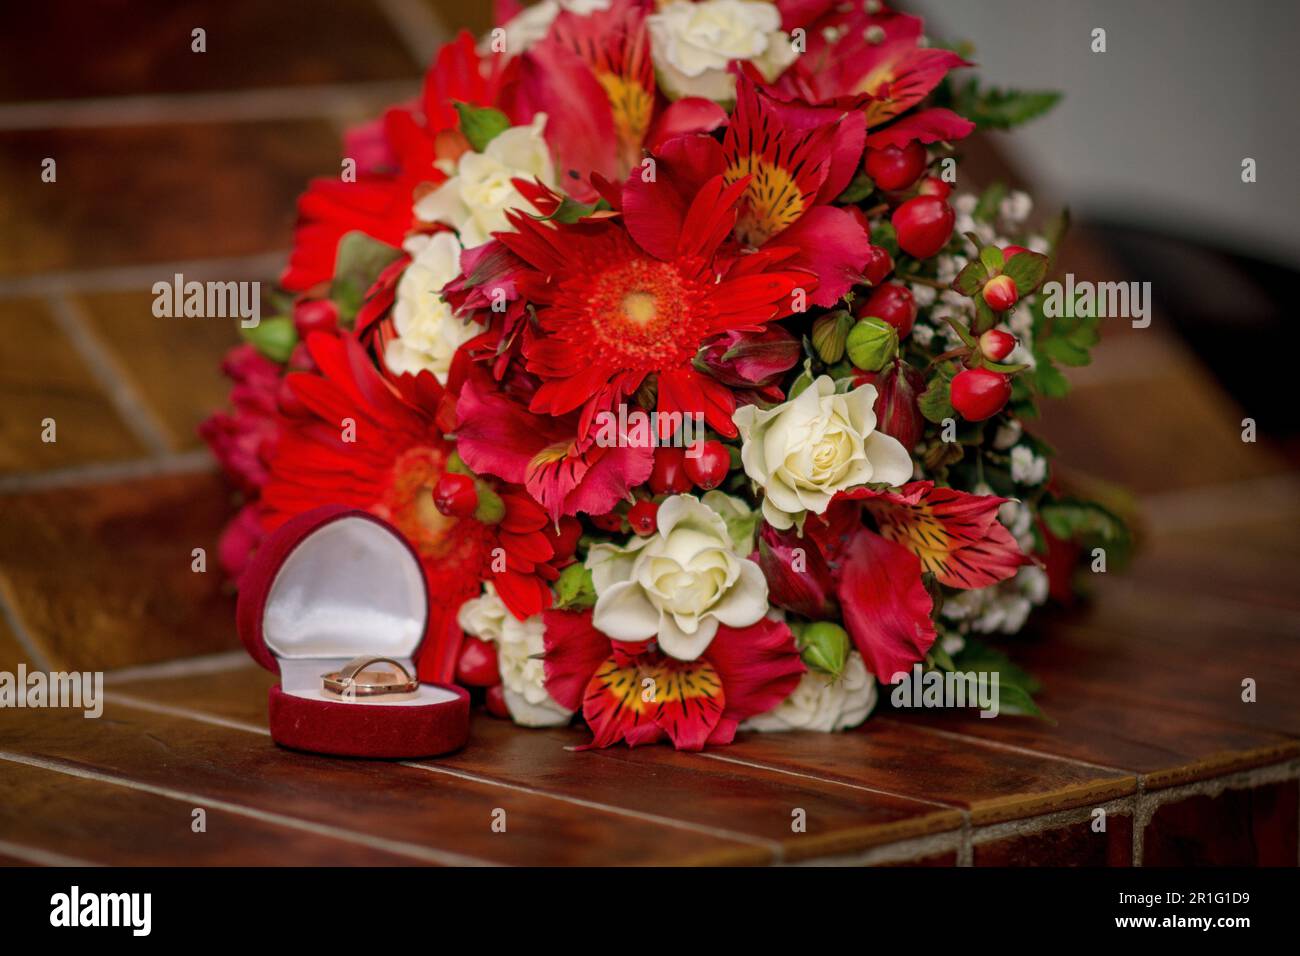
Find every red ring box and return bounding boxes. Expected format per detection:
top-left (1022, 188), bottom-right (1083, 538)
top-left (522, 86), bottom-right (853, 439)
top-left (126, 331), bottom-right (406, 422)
top-left (236, 505), bottom-right (469, 758)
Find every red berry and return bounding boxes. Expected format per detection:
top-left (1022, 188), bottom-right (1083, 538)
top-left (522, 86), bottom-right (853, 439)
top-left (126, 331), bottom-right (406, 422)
top-left (456, 636), bottom-right (499, 687)
top-left (892, 196), bottom-right (955, 259)
top-left (648, 446), bottom-right (693, 495)
top-left (855, 283), bottom-right (917, 338)
top-left (628, 499), bottom-right (659, 536)
top-left (1002, 244), bottom-right (1030, 259)
top-left (589, 511), bottom-right (625, 532)
top-left (982, 274), bottom-right (1019, 312)
top-left (979, 329), bottom-right (1017, 362)
top-left (293, 298), bottom-right (339, 337)
top-left (682, 440), bottom-right (730, 490)
top-left (432, 473), bottom-right (478, 518)
top-left (545, 516), bottom-right (582, 561)
top-left (862, 245), bottom-right (894, 287)
top-left (864, 141), bottom-right (927, 192)
top-left (485, 683), bottom-right (510, 719)
top-left (951, 368), bottom-right (1012, 421)
top-left (918, 176), bottom-right (951, 200)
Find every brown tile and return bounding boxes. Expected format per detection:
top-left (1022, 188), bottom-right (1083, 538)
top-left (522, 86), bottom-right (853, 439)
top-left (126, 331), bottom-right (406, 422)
top-left (1, 1), bottom-right (419, 103)
top-left (75, 289), bottom-right (241, 452)
top-left (1034, 368), bottom-right (1288, 496)
top-left (424, 0), bottom-right (494, 38)
top-left (0, 703), bottom-right (767, 866)
top-left (110, 666), bottom-right (961, 862)
top-left (1143, 780), bottom-right (1298, 866)
top-left (874, 850), bottom-right (959, 866)
top-left (721, 720), bottom-right (1135, 825)
top-left (0, 298), bottom-right (146, 473)
top-left (0, 120), bottom-right (340, 277)
top-left (973, 813), bottom-right (1133, 866)
top-left (0, 613), bottom-right (32, 673)
top-left (0, 471), bottom-right (240, 671)
top-left (0, 759), bottom-right (420, 866)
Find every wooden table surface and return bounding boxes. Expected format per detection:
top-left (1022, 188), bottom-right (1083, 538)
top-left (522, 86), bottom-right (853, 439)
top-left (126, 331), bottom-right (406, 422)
top-left (1, 0), bottom-right (1297, 866)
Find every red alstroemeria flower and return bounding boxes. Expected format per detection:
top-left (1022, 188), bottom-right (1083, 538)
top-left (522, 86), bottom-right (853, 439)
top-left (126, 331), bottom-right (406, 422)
top-left (769, 13), bottom-right (970, 130)
top-left (282, 31), bottom-right (510, 291)
top-left (498, 169), bottom-right (812, 439)
top-left (454, 367), bottom-right (655, 523)
top-left (542, 609), bottom-right (805, 750)
top-left (259, 332), bottom-right (559, 681)
top-left (800, 481), bottom-right (1033, 679)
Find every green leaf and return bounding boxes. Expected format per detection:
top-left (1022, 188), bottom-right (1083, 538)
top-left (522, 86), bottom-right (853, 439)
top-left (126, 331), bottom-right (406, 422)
top-left (1003, 250), bottom-right (1048, 294)
top-left (952, 637), bottom-right (1049, 721)
top-left (996, 682), bottom-right (1048, 720)
top-left (979, 245), bottom-right (1005, 275)
top-left (919, 371), bottom-right (956, 423)
top-left (1032, 355), bottom-right (1071, 398)
top-left (330, 231), bottom-right (402, 323)
top-left (947, 79), bottom-right (1063, 131)
top-left (952, 259), bottom-right (990, 296)
top-left (454, 101), bottom-right (511, 152)
top-left (973, 182), bottom-right (1007, 224)
top-left (1042, 336), bottom-right (1091, 367)
top-left (870, 221), bottom-right (899, 258)
top-left (240, 316), bottom-right (297, 363)
top-left (553, 563), bottom-right (596, 610)
top-left (837, 169), bottom-right (875, 204)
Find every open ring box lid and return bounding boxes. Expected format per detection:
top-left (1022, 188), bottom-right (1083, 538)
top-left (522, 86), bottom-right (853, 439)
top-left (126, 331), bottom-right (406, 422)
top-left (236, 505), bottom-right (468, 758)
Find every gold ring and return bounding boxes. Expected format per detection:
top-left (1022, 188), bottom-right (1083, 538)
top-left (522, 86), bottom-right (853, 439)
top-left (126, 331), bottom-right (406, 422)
top-left (322, 656), bottom-right (419, 698)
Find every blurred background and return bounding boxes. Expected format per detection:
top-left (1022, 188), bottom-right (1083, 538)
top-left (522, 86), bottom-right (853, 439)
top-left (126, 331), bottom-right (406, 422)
top-left (919, 0), bottom-right (1300, 455)
top-left (1, 0), bottom-right (1297, 673)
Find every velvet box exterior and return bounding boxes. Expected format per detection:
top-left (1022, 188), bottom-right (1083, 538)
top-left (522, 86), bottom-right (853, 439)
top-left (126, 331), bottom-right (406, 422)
top-left (236, 505), bottom-right (469, 758)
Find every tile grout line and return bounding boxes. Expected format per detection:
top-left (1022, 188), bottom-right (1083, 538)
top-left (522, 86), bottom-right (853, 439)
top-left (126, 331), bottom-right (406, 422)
top-left (0, 838), bottom-right (101, 868)
top-left (875, 717), bottom-right (1136, 777)
top-left (0, 750), bottom-right (491, 866)
top-left (699, 751), bottom-right (964, 811)
top-left (374, 0), bottom-right (451, 68)
top-left (0, 250), bottom-right (288, 300)
top-left (103, 650), bottom-right (254, 685)
top-left (0, 449), bottom-right (213, 494)
top-left (0, 577), bottom-right (53, 672)
top-left (45, 294), bottom-right (174, 455)
top-left (0, 81), bottom-right (419, 132)
top-left (103, 692), bottom-right (783, 859)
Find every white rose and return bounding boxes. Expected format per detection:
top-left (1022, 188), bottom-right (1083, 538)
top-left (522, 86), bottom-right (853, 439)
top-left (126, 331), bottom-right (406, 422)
top-left (733, 376), bottom-right (913, 531)
top-left (458, 584), bottom-right (573, 728)
top-left (488, 0), bottom-right (612, 56)
top-left (384, 231), bottom-right (477, 382)
top-left (414, 114), bottom-right (556, 249)
top-left (586, 492), bottom-right (767, 661)
top-left (743, 652), bottom-right (877, 732)
top-left (648, 0), bottom-right (797, 102)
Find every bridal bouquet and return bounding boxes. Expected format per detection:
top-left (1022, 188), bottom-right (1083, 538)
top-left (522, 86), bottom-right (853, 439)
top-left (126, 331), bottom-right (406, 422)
top-left (202, 0), bottom-right (1129, 749)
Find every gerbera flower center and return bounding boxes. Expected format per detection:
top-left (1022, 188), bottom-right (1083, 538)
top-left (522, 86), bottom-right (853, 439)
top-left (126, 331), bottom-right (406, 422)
top-left (563, 254), bottom-right (710, 368)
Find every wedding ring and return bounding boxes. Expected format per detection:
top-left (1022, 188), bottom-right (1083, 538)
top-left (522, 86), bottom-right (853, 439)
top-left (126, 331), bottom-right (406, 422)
top-left (322, 656), bottom-right (420, 698)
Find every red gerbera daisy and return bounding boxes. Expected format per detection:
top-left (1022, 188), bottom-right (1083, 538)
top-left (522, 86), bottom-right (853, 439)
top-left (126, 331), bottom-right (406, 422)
top-left (497, 171), bottom-right (813, 439)
top-left (259, 332), bottom-right (560, 682)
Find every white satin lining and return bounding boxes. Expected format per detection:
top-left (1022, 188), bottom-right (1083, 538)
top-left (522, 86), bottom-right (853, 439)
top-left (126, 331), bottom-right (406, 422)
top-left (264, 517), bottom-right (454, 706)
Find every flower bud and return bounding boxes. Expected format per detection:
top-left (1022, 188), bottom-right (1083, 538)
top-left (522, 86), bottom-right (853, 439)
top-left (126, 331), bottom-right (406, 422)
top-left (756, 523), bottom-right (838, 619)
top-left (846, 317), bottom-right (898, 372)
top-left (799, 621), bottom-right (850, 677)
top-left (811, 311), bottom-right (853, 364)
top-left (856, 359), bottom-right (925, 452)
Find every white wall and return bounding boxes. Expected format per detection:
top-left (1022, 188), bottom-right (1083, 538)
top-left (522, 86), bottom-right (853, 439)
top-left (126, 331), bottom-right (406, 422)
top-left (912, 0), bottom-right (1300, 267)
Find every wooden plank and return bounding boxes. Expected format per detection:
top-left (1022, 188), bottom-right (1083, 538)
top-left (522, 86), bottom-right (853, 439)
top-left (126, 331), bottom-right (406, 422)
top-left (0, 760), bottom-right (424, 866)
top-left (703, 721), bottom-right (1135, 826)
top-left (109, 666), bottom-right (963, 863)
top-left (0, 703), bottom-right (769, 866)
